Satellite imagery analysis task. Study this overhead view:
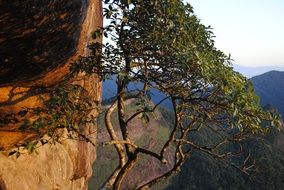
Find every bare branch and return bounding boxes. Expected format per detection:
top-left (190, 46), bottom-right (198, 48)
top-left (104, 140), bottom-right (137, 149)
top-left (126, 95), bottom-right (171, 124)
top-left (160, 98), bottom-right (179, 157)
top-left (101, 100), bottom-right (127, 189)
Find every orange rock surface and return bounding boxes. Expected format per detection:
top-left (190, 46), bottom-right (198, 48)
top-left (0, 0), bottom-right (102, 189)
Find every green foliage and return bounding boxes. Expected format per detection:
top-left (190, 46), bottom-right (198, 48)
top-left (6, 0), bottom-right (279, 188)
top-left (90, 102), bottom-right (172, 189)
top-left (8, 84), bottom-right (97, 157)
top-left (85, 0), bottom-right (283, 188)
top-left (164, 127), bottom-right (284, 190)
top-left (7, 0), bottom-right (278, 188)
top-left (94, 0), bottom-right (281, 134)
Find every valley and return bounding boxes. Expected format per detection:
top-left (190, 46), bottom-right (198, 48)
top-left (90, 70), bottom-right (284, 190)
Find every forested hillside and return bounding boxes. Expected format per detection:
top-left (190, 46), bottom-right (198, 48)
top-left (97, 71), bottom-right (284, 190)
top-left (163, 71), bottom-right (284, 190)
top-left (88, 0), bottom-right (282, 188)
top-left (164, 122), bottom-right (284, 190)
top-left (251, 71), bottom-right (284, 118)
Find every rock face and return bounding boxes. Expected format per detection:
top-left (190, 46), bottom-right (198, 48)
top-left (0, 0), bottom-right (86, 84)
top-left (0, 129), bottom-right (96, 190)
top-left (0, 0), bottom-right (102, 189)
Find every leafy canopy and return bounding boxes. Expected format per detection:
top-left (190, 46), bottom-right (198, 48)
top-left (79, 0), bottom-right (283, 189)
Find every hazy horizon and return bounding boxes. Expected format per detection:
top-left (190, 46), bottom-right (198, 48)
top-left (188, 0), bottom-right (284, 69)
top-left (233, 64), bottom-right (284, 78)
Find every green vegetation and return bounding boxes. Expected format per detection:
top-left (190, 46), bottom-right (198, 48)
top-left (7, 84), bottom-right (97, 156)
top-left (89, 101), bottom-right (172, 189)
top-left (5, 0), bottom-right (282, 189)
top-left (91, 105), bottom-right (284, 190)
top-left (165, 127), bottom-right (284, 190)
top-left (85, 0), bottom-right (282, 188)
top-left (149, 106), bottom-right (284, 190)
top-left (252, 71), bottom-right (284, 118)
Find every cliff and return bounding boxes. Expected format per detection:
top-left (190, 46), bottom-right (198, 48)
top-left (0, 0), bottom-right (102, 189)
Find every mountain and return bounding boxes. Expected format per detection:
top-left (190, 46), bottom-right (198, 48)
top-left (89, 101), bottom-right (174, 189)
top-left (102, 76), bottom-right (173, 109)
top-left (233, 64), bottom-right (284, 78)
top-left (103, 70), bottom-right (284, 117)
top-left (103, 70), bottom-right (284, 116)
top-left (98, 70), bottom-right (284, 190)
top-left (251, 70), bottom-right (284, 118)
top-left (163, 70), bottom-right (284, 190)
top-left (165, 127), bottom-right (284, 190)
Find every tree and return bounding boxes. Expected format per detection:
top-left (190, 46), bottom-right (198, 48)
top-left (73, 0), bottom-right (283, 189)
top-left (7, 0), bottom-right (281, 189)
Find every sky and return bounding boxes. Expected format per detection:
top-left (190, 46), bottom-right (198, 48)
top-left (187, 0), bottom-right (284, 72)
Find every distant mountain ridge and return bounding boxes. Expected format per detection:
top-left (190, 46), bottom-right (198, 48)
top-left (103, 70), bottom-right (284, 116)
top-left (100, 70), bottom-right (284, 190)
top-left (251, 70), bottom-right (284, 118)
top-left (102, 76), bottom-right (173, 108)
top-left (165, 69), bottom-right (284, 190)
top-left (233, 64), bottom-right (284, 78)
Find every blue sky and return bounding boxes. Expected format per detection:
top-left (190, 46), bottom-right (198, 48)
top-left (188, 0), bottom-right (284, 70)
